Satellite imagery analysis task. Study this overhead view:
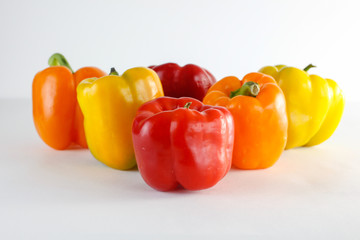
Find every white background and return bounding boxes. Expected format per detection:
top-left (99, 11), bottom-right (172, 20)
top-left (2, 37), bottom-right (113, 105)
top-left (0, 0), bottom-right (360, 101)
top-left (1, 0), bottom-right (360, 239)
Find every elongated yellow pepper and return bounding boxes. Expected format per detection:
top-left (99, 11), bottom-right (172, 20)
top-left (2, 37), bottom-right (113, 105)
top-left (259, 64), bottom-right (344, 149)
top-left (77, 67), bottom-right (164, 170)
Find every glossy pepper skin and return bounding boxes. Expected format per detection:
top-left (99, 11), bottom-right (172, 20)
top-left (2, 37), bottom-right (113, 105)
top-left (259, 64), bottom-right (345, 149)
top-left (77, 67), bottom-right (164, 170)
top-left (203, 72), bottom-right (288, 170)
top-left (32, 53), bottom-right (106, 150)
top-left (149, 63), bottom-right (216, 101)
top-left (132, 97), bottom-right (234, 191)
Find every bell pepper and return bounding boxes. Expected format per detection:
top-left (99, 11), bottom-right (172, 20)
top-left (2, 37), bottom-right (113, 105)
top-left (132, 97), bottom-right (234, 191)
top-left (77, 67), bottom-right (164, 170)
top-left (32, 53), bottom-right (106, 150)
top-left (149, 63), bottom-right (216, 101)
top-left (203, 72), bottom-right (288, 170)
top-left (259, 64), bottom-right (345, 149)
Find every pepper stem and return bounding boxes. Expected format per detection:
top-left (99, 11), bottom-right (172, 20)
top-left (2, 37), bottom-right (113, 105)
top-left (109, 67), bottom-right (119, 76)
top-left (230, 81), bottom-right (260, 98)
top-left (184, 102), bottom-right (192, 109)
top-left (48, 53), bottom-right (74, 73)
top-left (303, 64), bottom-right (316, 72)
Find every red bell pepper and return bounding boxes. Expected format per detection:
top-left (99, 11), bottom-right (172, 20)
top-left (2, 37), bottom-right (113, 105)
top-left (149, 63), bottom-right (216, 101)
top-left (132, 97), bottom-right (234, 191)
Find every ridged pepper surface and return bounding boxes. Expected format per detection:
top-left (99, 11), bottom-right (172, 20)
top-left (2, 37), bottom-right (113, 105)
top-left (77, 67), bottom-right (164, 170)
top-left (132, 97), bottom-right (234, 191)
top-left (203, 72), bottom-right (288, 169)
top-left (149, 63), bottom-right (216, 101)
top-left (259, 64), bottom-right (344, 149)
top-left (32, 53), bottom-right (106, 150)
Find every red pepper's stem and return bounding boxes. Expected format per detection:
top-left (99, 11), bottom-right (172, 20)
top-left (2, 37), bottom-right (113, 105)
top-left (230, 81), bottom-right (260, 98)
top-left (184, 102), bottom-right (192, 109)
top-left (48, 53), bottom-right (74, 73)
top-left (303, 64), bottom-right (316, 72)
top-left (109, 67), bottom-right (119, 76)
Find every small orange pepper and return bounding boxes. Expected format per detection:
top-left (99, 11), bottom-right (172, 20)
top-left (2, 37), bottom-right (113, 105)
top-left (203, 72), bottom-right (288, 169)
top-left (32, 53), bottom-right (106, 150)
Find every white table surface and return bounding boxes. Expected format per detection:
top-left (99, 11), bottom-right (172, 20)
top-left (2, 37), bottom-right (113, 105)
top-left (1, 99), bottom-right (359, 239)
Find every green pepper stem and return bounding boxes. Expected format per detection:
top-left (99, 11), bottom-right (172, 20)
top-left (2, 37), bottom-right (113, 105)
top-left (303, 64), bottom-right (316, 72)
top-left (184, 102), bottom-right (192, 109)
top-left (48, 53), bottom-right (74, 73)
top-left (109, 67), bottom-right (119, 76)
top-left (230, 81), bottom-right (260, 98)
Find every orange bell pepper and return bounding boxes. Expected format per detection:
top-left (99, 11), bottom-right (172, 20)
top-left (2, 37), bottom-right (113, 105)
top-left (203, 72), bottom-right (288, 169)
top-left (32, 53), bottom-right (106, 150)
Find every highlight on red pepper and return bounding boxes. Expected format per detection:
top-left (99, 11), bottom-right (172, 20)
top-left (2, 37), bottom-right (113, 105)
top-left (32, 53), bottom-right (106, 150)
top-left (203, 72), bottom-right (288, 170)
top-left (149, 63), bottom-right (216, 101)
top-left (132, 97), bottom-right (234, 191)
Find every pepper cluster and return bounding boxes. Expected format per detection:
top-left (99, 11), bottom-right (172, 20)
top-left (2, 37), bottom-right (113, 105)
top-left (32, 53), bottom-right (345, 191)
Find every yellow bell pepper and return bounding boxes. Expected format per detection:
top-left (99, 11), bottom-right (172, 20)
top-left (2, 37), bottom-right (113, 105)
top-left (259, 64), bottom-right (344, 149)
top-left (77, 67), bottom-right (164, 170)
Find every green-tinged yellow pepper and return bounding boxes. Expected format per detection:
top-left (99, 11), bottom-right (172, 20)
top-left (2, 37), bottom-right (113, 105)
top-left (259, 64), bottom-right (344, 149)
top-left (77, 67), bottom-right (164, 170)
